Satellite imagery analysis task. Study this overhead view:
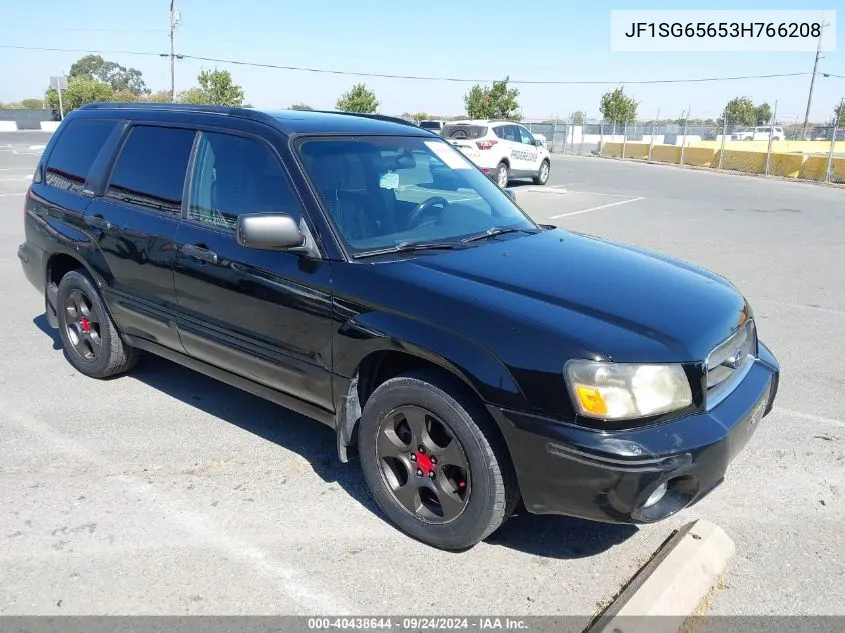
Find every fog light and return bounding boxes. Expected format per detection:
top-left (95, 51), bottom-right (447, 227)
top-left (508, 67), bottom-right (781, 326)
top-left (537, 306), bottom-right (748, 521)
top-left (643, 482), bottom-right (668, 508)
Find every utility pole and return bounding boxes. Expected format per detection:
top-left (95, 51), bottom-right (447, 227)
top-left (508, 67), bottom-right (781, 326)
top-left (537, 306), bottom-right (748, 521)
top-left (169, 1), bottom-right (181, 102)
top-left (802, 20), bottom-right (829, 140)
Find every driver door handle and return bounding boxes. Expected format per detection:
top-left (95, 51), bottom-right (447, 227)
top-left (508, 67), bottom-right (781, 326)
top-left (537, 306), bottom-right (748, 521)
top-left (181, 244), bottom-right (218, 264)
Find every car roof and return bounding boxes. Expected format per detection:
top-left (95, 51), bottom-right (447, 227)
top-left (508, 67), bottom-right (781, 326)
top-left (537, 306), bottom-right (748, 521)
top-left (77, 102), bottom-right (433, 137)
top-left (445, 119), bottom-right (516, 127)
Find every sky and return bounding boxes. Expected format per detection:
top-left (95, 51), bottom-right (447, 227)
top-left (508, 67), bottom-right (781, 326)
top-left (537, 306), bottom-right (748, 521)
top-left (0, 0), bottom-right (842, 123)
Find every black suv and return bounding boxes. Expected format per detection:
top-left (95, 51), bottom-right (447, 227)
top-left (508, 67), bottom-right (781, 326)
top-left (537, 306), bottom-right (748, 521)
top-left (19, 103), bottom-right (780, 550)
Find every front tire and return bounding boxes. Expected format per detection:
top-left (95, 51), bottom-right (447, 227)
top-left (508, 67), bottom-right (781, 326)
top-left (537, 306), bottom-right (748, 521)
top-left (358, 369), bottom-right (518, 550)
top-left (533, 159), bottom-right (550, 185)
top-left (56, 270), bottom-right (138, 379)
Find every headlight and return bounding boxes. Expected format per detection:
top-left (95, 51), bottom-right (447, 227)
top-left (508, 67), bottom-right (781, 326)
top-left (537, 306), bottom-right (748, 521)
top-left (564, 360), bottom-right (692, 420)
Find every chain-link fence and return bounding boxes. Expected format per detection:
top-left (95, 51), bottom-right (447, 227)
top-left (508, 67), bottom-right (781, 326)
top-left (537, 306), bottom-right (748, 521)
top-left (520, 117), bottom-right (845, 184)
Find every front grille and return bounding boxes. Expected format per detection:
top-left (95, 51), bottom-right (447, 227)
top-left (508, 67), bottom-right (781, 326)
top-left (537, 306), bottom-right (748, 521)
top-left (705, 320), bottom-right (757, 408)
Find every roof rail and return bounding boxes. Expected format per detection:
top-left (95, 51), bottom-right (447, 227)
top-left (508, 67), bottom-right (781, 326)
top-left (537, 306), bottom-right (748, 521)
top-left (77, 102), bottom-right (279, 126)
top-left (307, 109), bottom-right (419, 128)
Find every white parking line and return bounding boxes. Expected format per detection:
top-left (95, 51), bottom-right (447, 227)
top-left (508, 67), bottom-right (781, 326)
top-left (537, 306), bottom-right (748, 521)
top-left (0, 193), bottom-right (26, 197)
top-left (551, 196), bottom-right (645, 219)
top-left (0, 176), bottom-right (32, 182)
top-left (29, 144), bottom-right (46, 150)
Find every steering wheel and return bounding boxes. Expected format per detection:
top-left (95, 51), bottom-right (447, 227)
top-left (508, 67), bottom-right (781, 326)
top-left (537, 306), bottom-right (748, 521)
top-left (406, 196), bottom-right (449, 230)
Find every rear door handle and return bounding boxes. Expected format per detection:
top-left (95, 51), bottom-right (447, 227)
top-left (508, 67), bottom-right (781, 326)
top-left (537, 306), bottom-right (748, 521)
top-left (87, 215), bottom-right (113, 231)
top-left (181, 244), bottom-right (218, 264)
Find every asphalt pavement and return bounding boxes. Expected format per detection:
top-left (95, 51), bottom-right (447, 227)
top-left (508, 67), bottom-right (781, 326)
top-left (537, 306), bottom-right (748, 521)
top-left (0, 138), bottom-right (842, 618)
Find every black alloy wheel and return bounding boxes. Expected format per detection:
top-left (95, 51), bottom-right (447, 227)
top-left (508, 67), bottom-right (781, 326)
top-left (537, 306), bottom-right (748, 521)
top-left (376, 405), bottom-right (471, 523)
top-left (55, 269), bottom-right (138, 379)
top-left (63, 288), bottom-right (102, 363)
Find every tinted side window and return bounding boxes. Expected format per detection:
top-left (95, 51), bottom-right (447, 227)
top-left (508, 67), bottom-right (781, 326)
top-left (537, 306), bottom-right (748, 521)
top-left (517, 126), bottom-right (535, 145)
top-left (106, 125), bottom-right (196, 215)
top-left (188, 131), bottom-right (299, 231)
top-left (45, 119), bottom-right (118, 192)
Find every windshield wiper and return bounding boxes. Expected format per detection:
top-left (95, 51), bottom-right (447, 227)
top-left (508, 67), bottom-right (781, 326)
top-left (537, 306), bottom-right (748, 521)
top-left (353, 240), bottom-right (461, 259)
top-left (461, 226), bottom-right (536, 243)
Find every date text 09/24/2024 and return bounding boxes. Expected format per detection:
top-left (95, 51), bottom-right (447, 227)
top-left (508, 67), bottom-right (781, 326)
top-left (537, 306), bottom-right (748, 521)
top-left (308, 618), bottom-right (529, 630)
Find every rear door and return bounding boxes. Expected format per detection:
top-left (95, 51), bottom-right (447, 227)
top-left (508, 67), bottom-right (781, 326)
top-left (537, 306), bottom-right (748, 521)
top-left (83, 123), bottom-right (196, 352)
top-left (171, 128), bottom-right (335, 411)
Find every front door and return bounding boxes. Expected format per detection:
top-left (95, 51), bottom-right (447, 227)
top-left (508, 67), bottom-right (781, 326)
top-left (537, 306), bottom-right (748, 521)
top-left (514, 125), bottom-right (542, 176)
top-left (171, 129), bottom-right (334, 411)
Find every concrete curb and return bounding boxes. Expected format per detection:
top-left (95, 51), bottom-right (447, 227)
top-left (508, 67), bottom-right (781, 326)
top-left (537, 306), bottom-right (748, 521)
top-left (0, 121), bottom-right (19, 132)
top-left (583, 519), bottom-right (735, 633)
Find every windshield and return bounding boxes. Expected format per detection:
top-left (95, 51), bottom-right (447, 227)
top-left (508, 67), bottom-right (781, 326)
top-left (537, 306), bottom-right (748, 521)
top-left (296, 135), bottom-right (537, 256)
top-left (419, 121), bottom-right (441, 130)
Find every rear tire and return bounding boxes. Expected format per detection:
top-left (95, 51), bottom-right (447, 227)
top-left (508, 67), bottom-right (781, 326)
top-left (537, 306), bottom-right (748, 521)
top-left (495, 162), bottom-right (509, 188)
top-left (358, 368), bottom-right (519, 550)
top-left (533, 159), bottom-right (550, 185)
top-left (56, 270), bottom-right (138, 379)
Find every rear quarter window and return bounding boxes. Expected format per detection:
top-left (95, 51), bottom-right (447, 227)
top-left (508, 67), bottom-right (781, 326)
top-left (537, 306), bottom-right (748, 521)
top-left (441, 124), bottom-right (488, 140)
top-left (45, 118), bottom-right (118, 193)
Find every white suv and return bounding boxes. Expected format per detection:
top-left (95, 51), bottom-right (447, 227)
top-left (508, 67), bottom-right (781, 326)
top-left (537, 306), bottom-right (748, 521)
top-left (441, 120), bottom-right (551, 188)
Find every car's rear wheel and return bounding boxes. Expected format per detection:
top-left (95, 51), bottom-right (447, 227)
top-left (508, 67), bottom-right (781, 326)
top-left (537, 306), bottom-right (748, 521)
top-left (56, 270), bottom-right (138, 379)
top-left (359, 368), bottom-right (518, 550)
top-left (533, 159), bottom-right (550, 185)
top-left (495, 162), bottom-right (509, 188)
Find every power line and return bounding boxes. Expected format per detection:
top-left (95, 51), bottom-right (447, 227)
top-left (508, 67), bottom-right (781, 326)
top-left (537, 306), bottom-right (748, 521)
top-left (0, 44), bottom-right (815, 85)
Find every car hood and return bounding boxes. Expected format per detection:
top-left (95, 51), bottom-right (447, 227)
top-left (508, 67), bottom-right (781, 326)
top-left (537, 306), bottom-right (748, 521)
top-left (400, 228), bottom-right (748, 362)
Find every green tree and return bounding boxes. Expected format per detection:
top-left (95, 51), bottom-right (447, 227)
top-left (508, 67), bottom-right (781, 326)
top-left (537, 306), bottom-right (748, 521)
top-left (599, 87), bottom-right (638, 125)
top-left (197, 69), bottom-right (245, 106)
top-left (412, 111), bottom-right (429, 121)
top-left (142, 90), bottom-right (173, 103)
top-left (290, 102), bottom-right (313, 110)
top-left (178, 88), bottom-right (208, 105)
top-left (464, 77), bottom-right (521, 121)
top-left (45, 77), bottom-right (115, 115)
top-left (722, 97), bottom-right (756, 127)
top-left (69, 54), bottom-right (148, 95)
top-left (21, 98), bottom-right (44, 108)
top-left (755, 102), bottom-right (773, 125)
top-left (336, 83), bottom-right (379, 113)
top-left (570, 111), bottom-right (585, 125)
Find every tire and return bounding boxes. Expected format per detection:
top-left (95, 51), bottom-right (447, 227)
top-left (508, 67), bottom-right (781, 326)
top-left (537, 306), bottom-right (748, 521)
top-left (358, 368), bottom-right (519, 550)
top-left (533, 159), bottom-right (550, 185)
top-left (495, 162), bottom-right (509, 189)
top-left (55, 269), bottom-right (138, 379)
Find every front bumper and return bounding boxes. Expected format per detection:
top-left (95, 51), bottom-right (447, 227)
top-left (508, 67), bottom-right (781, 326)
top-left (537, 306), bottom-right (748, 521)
top-left (491, 342), bottom-right (780, 524)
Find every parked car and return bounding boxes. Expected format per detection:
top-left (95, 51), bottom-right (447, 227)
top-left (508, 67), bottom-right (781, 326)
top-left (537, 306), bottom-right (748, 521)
top-left (731, 126), bottom-right (785, 141)
top-left (441, 119), bottom-right (551, 188)
top-left (19, 103), bottom-right (780, 550)
top-left (418, 120), bottom-right (445, 134)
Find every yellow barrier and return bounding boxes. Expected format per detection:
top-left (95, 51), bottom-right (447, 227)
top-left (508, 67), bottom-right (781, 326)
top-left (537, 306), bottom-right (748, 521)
top-left (622, 142), bottom-right (650, 159)
top-left (599, 142), bottom-right (844, 183)
top-left (714, 150), bottom-right (767, 174)
top-left (681, 147), bottom-right (716, 167)
top-left (650, 145), bottom-right (682, 163)
top-left (768, 153), bottom-right (805, 178)
top-left (801, 156), bottom-right (828, 181)
top-left (601, 142), bottom-right (624, 158)
top-left (690, 140), bottom-right (845, 153)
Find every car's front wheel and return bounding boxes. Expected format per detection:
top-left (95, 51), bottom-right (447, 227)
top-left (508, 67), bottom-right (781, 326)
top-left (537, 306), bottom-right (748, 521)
top-left (56, 269), bottom-right (138, 379)
top-left (358, 368), bottom-right (519, 550)
top-left (533, 159), bottom-right (550, 185)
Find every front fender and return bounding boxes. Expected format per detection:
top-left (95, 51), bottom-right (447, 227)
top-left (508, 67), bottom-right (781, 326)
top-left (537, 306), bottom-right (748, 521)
top-left (335, 310), bottom-right (526, 408)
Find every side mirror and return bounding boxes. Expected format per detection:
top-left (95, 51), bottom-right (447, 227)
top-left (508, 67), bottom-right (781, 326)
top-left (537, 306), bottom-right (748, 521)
top-left (503, 188), bottom-right (517, 202)
top-left (534, 139), bottom-right (544, 147)
top-left (236, 213), bottom-right (305, 251)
